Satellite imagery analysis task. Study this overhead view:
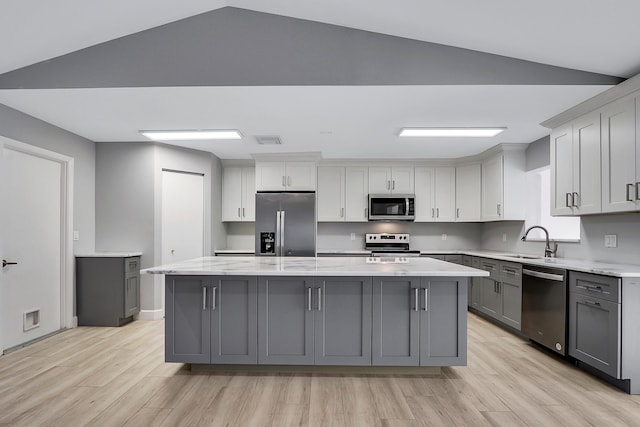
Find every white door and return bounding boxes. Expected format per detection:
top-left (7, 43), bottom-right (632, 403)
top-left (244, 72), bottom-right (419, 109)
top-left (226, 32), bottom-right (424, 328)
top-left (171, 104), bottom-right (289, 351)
top-left (455, 163), bottom-right (481, 221)
top-left (434, 167), bottom-right (456, 222)
top-left (368, 167), bottom-right (391, 194)
top-left (241, 167), bottom-right (256, 222)
top-left (573, 112), bottom-right (602, 215)
top-left (414, 167), bottom-right (435, 222)
top-left (222, 167), bottom-right (243, 221)
top-left (161, 170), bottom-right (204, 265)
top-left (482, 155), bottom-right (504, 221)
top-left (390, 167), bottom-right (415, 194)
top-left (345, 167), bottom-right (369, 222)
top-left (1, 142), bottom-right (67, 352)
top-left (550, 125), bottom-right (575, 216)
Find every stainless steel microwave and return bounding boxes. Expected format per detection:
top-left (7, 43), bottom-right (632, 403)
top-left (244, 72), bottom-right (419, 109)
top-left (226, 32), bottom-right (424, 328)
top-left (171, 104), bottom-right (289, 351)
top-left (368, 194), bottom-right (415, 221)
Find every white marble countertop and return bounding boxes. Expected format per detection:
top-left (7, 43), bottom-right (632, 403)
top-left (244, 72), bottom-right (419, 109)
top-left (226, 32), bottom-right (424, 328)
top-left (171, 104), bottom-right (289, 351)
top-left (142, 256), bottom-right (490, 277)
top-left (75, 252), bottom-right (142, 258)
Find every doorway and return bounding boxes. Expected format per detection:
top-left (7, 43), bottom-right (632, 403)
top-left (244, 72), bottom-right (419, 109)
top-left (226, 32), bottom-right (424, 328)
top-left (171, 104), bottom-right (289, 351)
top-left (0, 137), bottom-right (73, 354)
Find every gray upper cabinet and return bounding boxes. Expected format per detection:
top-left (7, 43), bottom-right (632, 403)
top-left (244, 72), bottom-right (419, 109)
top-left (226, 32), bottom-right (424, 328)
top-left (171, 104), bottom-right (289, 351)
top-left (258, 276), bottom-right (372, 365)
top-left (165, 275), bottom-right (257, 364)
top-left (372, 276), bottom-right (467, 366)
top-left (258, 276), bottom-right (315, 365)
top-left (165, 276), bottom-right (211, 364)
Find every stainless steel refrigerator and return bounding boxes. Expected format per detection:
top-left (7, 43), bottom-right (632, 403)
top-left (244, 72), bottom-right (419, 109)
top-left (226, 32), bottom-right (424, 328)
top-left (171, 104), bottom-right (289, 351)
top-left (255, 192), bottom-right (316, 256)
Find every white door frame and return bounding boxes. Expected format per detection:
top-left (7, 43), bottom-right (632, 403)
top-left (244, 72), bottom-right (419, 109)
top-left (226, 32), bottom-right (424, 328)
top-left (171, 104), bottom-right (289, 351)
top-left (0, 136), bottom-right (74, 353)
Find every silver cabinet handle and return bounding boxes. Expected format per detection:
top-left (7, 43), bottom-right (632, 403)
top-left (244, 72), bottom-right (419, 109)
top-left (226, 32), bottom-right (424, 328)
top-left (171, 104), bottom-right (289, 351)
top-left (317, 287), bottom-right (322, 311)
top-left (636, 182), bottom-right (640, 201)
top-left (627, 183), bottom-right (634, 201)
top-left (576, 283), bottom-right (603, 292)
top-left (436, 208), bottom-right (439, 218)
top-left (392, 180), bottom-right (395, 190)
top-left (431, 208), bottom-right (435, 218)
top-left (502, 268), bottom-right (518, 275)
top-left (497, 204), bottom-right (502, 216)
top-left (238, 207), bottom-right (241, 218)
top-left (413, 288), bottom-right (419, 311)
top-left (423, 288), bottom-right (428, 311)
top-left (341, 207), bottom-right (344, 218)
top-left (573, 192), bottom-right (579, 207)
top-left (202, 287), bottom-right (207, 310)
top-left (307, 287), bottom-right (312, 311)
top-left (583, 299), bottom-right (601, 307)
top-left (566, 193), bottom-right (572, 208)
top-left (282, 176), bottom-right (286, 187)
top-left (280, 210), bottom-right (286, 253)
top-left (242, 207), bottom-right (245, 217)
top-left (456, 208), bottom-right (460, 219)
top-left (211, 286), bottom-right (217, 310)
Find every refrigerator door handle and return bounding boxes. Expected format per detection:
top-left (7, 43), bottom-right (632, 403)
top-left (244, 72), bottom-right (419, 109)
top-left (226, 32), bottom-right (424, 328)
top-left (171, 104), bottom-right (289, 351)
top-left (275, 210), bottom-right (282, 256)
top-left (280, 210), bottom-right (286, 254)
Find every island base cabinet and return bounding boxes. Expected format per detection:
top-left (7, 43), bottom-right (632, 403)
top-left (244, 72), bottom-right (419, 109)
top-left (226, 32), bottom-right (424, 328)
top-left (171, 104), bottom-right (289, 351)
top-left (372, 277), bottom-right (467, 366)
top-left (258, 276), bottom-right (372, 365)
top-left (165, 275), bottom-right (257, 364)
top-left (258, 277), bottom-right (315, 365)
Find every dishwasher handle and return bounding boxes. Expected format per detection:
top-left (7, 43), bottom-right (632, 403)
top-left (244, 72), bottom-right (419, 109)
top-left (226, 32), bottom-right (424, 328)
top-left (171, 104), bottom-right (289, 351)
top-left (523, 268), bottom-right (565, 282)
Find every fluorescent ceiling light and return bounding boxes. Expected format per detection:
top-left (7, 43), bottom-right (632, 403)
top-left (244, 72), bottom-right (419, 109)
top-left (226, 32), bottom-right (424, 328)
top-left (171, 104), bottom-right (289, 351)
top-left (399, 128), bottom-right (506, 137)
top-left (140, 129), bottom-right (242, 141)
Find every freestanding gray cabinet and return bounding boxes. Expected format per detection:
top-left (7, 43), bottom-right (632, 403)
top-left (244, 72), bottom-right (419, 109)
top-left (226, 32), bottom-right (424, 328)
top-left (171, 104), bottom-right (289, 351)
top-left (258, 276), bottom-right (372, 365)
top-left (165, 275), bottom-right (257, 364)
top-left (372, 276), bottom-right (467, 366)
top-left (76, 256), bottom-right (140, 326)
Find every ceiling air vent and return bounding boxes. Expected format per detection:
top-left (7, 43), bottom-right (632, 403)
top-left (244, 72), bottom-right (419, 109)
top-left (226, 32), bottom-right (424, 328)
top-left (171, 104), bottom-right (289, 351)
top-left (255, 135), bottom-right (282, 145)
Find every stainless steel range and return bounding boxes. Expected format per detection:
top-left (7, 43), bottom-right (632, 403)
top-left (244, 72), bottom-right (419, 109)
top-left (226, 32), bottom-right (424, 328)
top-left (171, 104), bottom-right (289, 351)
top-left (365, 233), bottom-right (421, 256)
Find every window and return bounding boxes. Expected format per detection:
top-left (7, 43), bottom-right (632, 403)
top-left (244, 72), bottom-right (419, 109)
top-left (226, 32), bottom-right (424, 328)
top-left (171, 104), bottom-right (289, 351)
top-left (524, 166), bottom-right (580, 241)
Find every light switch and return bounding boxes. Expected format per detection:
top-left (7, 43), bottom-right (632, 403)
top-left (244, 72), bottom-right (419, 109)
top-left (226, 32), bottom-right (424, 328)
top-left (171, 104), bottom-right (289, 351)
top-left (73, 230), bottom-right (79, 241)
top-left (604, 234), bottom-right (617, 248)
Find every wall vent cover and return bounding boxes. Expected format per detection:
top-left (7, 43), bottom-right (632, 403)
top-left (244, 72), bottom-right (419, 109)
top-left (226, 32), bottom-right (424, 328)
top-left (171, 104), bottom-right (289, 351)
top-left (255, 135), bottom-right (282, 145)
top-left (23, 308), bottom-right (40, 331)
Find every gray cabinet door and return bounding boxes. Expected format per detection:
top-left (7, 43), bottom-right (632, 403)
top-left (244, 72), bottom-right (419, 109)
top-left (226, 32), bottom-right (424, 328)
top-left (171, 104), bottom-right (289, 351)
top-left (372, 277), bottom-right (420, 366)
top-left (499, 280), bottom-right (522, 330)
top-left (124, 272), bottom-right (140, 318)
top-left (479, 277), bottom-right (500, 318)
top-left (165, 276), bottom-right (211, 364)
top-left (211, 276), bottom-right (258, 364)
top-left (420, 278), bottom-right (467, 366)
top-left (568, 292), bottom-right (621, 378)
top-left (314, 277), bottom-right (372, 365)
top-left (258, 276), bottom-right (315, 364)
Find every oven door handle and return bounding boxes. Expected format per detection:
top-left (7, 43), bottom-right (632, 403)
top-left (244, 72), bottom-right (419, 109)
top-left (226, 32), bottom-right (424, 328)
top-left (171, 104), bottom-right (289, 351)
top-left (522, 268), bottom-right (564, 282)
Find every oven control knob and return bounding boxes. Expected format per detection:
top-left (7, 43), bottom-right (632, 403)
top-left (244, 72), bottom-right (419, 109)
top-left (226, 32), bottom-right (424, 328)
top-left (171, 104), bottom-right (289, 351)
top-left (555, 343), bottom-right (562, 351)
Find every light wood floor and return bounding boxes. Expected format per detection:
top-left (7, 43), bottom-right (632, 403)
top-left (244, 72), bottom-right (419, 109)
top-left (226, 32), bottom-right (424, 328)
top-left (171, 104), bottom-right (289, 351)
top-left (1, 313), bottom-right (639, 427)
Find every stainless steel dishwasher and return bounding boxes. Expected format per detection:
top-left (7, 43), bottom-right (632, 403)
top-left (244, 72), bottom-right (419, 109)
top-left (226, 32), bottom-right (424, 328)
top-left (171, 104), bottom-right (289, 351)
top-left (521, 265), bottom-right (568, 355)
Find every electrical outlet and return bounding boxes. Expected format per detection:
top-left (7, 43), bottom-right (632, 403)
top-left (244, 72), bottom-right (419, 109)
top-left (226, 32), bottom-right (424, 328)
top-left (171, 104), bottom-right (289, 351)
top-left (605, 234), bottom-right (617, 248)
top-left (442, 233), bottom-right (447, 241)
top-left (350, 232), bottom-right (356, 241)
top-left (502, 233), bottom-right (507, 242)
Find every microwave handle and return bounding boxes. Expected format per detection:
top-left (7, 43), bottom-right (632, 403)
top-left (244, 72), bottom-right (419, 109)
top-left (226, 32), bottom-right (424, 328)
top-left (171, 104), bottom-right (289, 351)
top-left (406, 198), bottom-right (409, 216)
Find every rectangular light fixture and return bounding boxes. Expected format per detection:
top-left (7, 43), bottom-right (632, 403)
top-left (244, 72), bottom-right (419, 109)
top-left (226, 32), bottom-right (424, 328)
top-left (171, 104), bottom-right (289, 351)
top-left (140, 129), bottom-right (242, 141)
top-left (399, 127), bottom-right (506, 137)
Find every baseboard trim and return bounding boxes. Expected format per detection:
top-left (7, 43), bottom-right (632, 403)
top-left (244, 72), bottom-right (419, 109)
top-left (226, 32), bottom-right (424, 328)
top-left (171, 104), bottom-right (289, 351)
top-left (191, 364), bottom-right (442, 376)
top-left (138, 309), bottom-right (164, 321)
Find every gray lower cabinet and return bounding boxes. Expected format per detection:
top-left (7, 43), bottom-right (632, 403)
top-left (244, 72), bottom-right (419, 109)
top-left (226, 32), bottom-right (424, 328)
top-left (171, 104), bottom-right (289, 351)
top-left (76, 256), bottom-right (141, 326)
top-left (372, 276), bottom-right (467, 366)
top-left (568, 272), bottom-right (621, 378)
top-left (474, 258), bottom-right (522, 331)
top-left (498, 262), bottom-right (522, 330)
top-left (258, 276), bottom-right (372, 365)
top-left (165, 275), bottom-right (257, 364)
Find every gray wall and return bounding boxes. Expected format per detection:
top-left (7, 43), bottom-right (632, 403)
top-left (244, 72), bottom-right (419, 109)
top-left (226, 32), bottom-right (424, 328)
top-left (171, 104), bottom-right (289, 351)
top-left (95, 142), bottom-right (226, 314)
top-left (0, 103), bottom-right (95, 254)
top-left (525, 135), bottom-right (550, 171)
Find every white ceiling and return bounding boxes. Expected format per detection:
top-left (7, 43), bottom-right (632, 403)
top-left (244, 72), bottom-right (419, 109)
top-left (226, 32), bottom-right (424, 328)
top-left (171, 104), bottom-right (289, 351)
top-left (1, 1), bottom-right (637, 160)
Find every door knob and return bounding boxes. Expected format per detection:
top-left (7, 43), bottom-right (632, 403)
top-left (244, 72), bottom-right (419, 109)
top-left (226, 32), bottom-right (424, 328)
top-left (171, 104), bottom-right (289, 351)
top-left (3, 259), bottom-right (18, 268)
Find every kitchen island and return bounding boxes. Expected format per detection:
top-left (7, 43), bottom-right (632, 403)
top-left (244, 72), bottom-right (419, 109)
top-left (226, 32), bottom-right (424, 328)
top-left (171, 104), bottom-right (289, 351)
top-left (144, 256), bottom-right (488, 369)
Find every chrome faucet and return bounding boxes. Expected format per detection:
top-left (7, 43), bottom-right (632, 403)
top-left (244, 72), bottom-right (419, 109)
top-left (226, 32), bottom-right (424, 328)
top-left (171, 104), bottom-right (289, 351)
top-left (521, 225), bottom-right (558, 258)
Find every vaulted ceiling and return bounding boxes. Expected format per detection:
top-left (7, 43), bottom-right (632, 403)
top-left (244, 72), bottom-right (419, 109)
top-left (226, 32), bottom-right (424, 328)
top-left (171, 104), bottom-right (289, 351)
top-left (1, 1), bottom-right (637, 159)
